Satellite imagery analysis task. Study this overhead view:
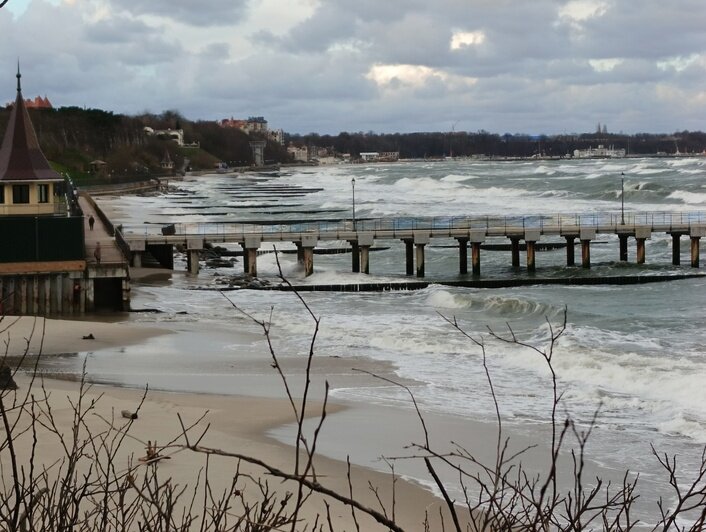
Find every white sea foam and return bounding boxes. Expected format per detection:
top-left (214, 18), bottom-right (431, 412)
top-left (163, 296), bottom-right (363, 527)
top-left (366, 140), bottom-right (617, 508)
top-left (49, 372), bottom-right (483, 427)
top-left (441, 173), bottom-right (479, 182)
top-left (100, 159), bottom-right (706, 503)
top-left (667, 190), bottom-right (706, 205)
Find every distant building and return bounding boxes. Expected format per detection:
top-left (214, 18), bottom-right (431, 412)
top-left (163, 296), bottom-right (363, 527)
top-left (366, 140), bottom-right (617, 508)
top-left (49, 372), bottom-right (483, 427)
top-left (287, 144), bottom-right (309, 162)
top-left (143, 127), bottom-right (185, 147)
top-left (573, 145), bottom-right (626, 158)
top-left (358, 152), bottom-right (399, 162)
top-left (220, 116), bottom-right (285, 145)
top-left (25, 95), bottom-right (52, 109)
top-left (3, 95), bottom-right (52, 109)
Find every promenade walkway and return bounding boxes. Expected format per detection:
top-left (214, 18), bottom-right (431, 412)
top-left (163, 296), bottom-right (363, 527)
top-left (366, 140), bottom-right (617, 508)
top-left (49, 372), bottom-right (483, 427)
top-left (78, 195), bottom-right (125, 266)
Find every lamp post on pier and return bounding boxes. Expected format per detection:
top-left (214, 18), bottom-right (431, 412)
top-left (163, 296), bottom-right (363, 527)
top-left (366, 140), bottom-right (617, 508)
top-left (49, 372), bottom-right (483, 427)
top-left (351, 177), bottom-right (357, 231)
top-left (620, 172), bottom-right (625, 225)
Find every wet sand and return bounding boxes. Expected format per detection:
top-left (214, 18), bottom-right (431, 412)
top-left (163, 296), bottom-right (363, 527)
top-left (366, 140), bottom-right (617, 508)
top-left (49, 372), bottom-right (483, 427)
top-left (1, 316), bottom-right (472, 530)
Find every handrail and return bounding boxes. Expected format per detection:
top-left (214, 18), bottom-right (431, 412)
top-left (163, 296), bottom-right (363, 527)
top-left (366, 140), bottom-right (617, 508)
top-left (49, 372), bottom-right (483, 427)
top-left (119, 211), bottom-right (706, 241)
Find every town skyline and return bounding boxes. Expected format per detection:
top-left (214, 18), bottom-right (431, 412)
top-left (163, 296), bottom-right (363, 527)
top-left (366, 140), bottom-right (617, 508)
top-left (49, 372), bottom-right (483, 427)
top-left (1, 0), bottom-right (704, 136)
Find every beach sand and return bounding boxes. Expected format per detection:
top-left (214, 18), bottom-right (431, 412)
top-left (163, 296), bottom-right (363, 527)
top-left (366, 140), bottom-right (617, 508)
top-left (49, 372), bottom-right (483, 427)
top-left (1, 316), bottom-right (475, 530)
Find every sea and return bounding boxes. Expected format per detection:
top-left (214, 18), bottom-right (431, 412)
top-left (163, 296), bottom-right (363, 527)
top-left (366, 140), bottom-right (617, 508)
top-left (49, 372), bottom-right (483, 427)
top-left (45, 157), bottom-right (706, 525)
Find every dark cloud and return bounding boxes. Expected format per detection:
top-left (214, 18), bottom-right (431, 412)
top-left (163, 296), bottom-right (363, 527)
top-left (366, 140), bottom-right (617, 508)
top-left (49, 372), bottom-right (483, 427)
top-left (0, 0), bottom-right (703, 135)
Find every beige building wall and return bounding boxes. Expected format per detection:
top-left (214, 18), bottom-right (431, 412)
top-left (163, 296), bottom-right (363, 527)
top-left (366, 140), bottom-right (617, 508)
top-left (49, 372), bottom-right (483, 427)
top-left (0, 181), bottom-right (60, 216)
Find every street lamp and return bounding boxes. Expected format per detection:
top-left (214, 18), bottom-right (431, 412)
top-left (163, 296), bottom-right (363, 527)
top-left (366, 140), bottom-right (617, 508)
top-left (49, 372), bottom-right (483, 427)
top-left (351, 177), bottom-right (357, 230)
top-left (620, 172), bottom-right (625, 225)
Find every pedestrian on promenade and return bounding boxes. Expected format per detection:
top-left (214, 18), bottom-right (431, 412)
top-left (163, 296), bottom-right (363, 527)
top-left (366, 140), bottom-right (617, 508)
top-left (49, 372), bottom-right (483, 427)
top-left (88, 215), bottom-right (95, 230)
top-left (94, 242), bottom-right (101, 265)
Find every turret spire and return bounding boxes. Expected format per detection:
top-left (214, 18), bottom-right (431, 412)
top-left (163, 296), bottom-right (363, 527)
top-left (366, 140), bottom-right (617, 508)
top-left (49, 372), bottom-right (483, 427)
top-left (16, 60), bottom-right (22, 93)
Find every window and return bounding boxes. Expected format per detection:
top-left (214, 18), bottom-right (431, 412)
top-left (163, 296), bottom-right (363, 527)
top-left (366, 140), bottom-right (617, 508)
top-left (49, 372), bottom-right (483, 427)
top-left (12, 184), bottom-right (30, 204)
top-left (38, 184), bottom-right (49, 203)
top-left (0, 186), bottom-right (4, 204)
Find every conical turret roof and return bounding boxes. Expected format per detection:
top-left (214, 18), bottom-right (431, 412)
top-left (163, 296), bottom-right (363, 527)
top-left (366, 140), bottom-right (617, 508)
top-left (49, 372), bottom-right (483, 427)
top-left (0, 67), bottom-right (62, 182)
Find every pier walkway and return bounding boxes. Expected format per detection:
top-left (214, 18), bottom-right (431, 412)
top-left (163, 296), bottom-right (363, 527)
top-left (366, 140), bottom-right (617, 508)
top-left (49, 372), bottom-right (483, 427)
top-left (118, 211), bottom-right (706, 278)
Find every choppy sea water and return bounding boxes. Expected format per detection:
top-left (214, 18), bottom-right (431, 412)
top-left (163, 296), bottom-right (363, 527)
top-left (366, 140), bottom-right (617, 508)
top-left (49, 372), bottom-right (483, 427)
top-left (54, 157), bottom-right (706, 523)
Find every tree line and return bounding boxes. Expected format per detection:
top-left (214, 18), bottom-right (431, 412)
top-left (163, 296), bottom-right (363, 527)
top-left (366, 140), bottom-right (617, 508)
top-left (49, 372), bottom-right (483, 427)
top-left (0, 107), bottom-right (289, 182)
top-left (287, 130), bottom-right (706, 159)
top-left (1, 103), bottom-right (705, 183)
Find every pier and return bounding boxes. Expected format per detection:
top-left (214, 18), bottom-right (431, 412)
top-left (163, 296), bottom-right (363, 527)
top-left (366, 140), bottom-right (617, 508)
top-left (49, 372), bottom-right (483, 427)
top-left (119, 211), bottom-right (706, 278)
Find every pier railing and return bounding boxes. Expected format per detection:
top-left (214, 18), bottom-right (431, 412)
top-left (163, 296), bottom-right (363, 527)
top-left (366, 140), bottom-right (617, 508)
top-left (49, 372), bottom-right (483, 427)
top-left (122, 211), bottom-right (706, 242)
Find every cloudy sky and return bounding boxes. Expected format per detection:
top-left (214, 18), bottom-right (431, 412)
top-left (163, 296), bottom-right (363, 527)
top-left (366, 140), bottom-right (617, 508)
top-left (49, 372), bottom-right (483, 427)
top-left (1, 0), bottom-right (704, 135)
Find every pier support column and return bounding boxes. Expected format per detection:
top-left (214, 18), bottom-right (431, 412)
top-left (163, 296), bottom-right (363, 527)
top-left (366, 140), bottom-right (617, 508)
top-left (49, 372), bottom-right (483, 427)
top-left (457, 237), bottom-right (468, 275)
top-left (303, 247), bottom-right (314, 276)
top-left (670, 233), bottom-right (684, 265)
top-left (360, 246), bottom-right (370, 274)
top-left (581, 241), bottom-right (591, 269)
top-left (564, 235), bottom-right (576, 266)
top-left (186, 238), bottom-right (204, 276)
top-left (469, 231), bottom-right (486, 277)
top-left (509, 237), bottom-right (521, 268)
top-left (472, 242), bottom-right (481, 276)
top-left (301, 235), bottom-right (318, 277)
top-left (524, 230), bottom-right (540, 273)
top-left (414, 231), bottom-right (430, 278)
top-left (403, 239), bottom-right (414, 276)
top-left (634, 227), bottom-right (651, 265)
top-left (130, 241), bottom-right (145, 268)
top-left (244, 249), bottom-right (258, 277)
top-left (691, 237), bottom-right (701, 268)
top-left (689, 227), bottom-right (705, 268)
top-left (350, 241), bottom-right (360, 273)
top-left (187, 250), bottom-right (200, 275)
top-left (618, 234), bottom-right (629, 262)
top-left (295, 242), bottom-right (304, 264)
top-left (357, 233), bottom-right (374, 275)
top-left (242, 236), bottom-right (261, 277)
top-left (580, 228), bottom-right (596, 269)
top-left (526, 241), bottom-right (537, 272)
top-left (415, 244), bottom-right (426, 278)
top-left (636, 239), bottom-right (646, 264)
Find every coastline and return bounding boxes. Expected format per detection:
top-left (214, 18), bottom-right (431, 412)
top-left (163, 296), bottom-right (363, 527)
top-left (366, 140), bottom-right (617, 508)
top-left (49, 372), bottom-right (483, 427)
top-left (2, 316), bottom-right (468, 529)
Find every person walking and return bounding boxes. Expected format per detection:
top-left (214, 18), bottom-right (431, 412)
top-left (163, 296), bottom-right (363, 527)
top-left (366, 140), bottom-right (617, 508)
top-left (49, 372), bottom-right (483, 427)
top-left (88, 215), bottom-right (95, 230)
top-left (94, 241), bottom-right (101, 265)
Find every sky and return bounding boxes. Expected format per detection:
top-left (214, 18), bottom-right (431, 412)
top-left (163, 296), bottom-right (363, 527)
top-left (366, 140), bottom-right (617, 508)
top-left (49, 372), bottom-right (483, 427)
top-left (1, 0), bottom-right (704, 135)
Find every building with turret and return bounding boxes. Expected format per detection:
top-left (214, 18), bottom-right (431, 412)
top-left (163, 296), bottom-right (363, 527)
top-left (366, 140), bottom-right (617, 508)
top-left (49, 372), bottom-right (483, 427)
top-left (0, 67), bottom-right (127, 315)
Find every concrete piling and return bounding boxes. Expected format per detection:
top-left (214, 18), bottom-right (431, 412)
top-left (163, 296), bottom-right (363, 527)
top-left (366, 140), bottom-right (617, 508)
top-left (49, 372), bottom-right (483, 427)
top-left (403, 239), bottom-right (414, 276)
top-left (618, 234), bottom-right (629, 262)
top-left (350, 241), bottom-right (360, 272)
top-left (670, 233), bottom-right (683, 265)
top-left (565, 235), bottom-right (576, 266)
top-left (413, 232), bottom-right (430, 278)
top-left (510, 237), bottom-right (521, 268)
top-left (457, 238), bottom-right (468, 274)
top-left (691, 237), bottom-right (701, 268)
top-left (472, 242), bottom-right (481, 276)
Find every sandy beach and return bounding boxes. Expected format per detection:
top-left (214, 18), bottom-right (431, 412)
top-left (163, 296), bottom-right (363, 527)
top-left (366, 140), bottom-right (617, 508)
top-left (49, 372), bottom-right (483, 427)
top-left (1, 316), bottom-right (473, 530)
